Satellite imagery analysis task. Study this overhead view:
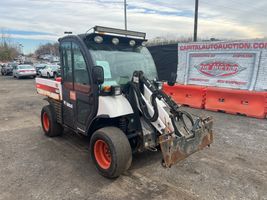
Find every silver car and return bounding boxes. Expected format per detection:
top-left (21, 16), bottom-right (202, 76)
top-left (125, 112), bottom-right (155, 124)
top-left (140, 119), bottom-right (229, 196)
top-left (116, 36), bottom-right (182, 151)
top-left (13, 65), bottom-right (36, 79)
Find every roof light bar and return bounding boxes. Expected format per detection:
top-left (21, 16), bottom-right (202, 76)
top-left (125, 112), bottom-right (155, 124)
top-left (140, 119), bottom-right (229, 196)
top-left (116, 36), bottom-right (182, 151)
top-left (94, 26), bottom-right (146, 39)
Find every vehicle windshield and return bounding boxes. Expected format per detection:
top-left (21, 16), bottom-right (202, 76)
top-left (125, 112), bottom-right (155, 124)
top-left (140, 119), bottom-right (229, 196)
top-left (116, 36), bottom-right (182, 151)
top-left (87, 38), bottom-right (157, 86)
top-left (35, 64), bottom-right (47, 68)
top-left (18, 65), bottom-right (33, 69)
top-left (48, 65), bottom-right (59, 70)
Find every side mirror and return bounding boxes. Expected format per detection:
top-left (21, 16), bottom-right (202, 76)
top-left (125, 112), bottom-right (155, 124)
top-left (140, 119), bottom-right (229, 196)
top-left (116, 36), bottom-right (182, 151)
top-left (93, 66), bottom-right (104, 85)
top-left (167, 72), bottom-right (177, 86)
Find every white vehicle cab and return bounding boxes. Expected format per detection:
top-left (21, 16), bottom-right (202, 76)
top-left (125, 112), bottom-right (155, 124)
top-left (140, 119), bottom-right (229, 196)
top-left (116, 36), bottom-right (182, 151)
top-left (39, 65), bottom-right (60, 78)
top-left (13, 64), bottom-right (36, 79)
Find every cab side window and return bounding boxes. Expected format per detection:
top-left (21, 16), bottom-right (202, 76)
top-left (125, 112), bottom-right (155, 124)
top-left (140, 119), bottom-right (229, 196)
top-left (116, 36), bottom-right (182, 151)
top-left (61, 42), bottom-right (73, 89)
top-left (72, 43), bottom-right (90, 93)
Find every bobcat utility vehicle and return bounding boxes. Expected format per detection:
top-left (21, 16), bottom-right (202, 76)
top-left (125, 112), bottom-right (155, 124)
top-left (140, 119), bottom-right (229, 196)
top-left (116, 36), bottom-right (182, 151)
top-left (36, 26), bottom-right (213, 178)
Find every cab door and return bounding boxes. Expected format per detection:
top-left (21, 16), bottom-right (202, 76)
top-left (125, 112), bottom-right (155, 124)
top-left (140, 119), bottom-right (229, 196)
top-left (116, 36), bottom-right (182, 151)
top-left (72, 42), bottom-right (95, 133)
top-left (61, 41), bottom-right (75, 128)
top-left (60, 40), bottom-right (95, 134)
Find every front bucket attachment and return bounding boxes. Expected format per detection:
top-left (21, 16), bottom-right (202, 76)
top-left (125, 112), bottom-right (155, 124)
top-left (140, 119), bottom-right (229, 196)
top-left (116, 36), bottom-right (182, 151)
top-left (159, 117), bottom-right (213, 168)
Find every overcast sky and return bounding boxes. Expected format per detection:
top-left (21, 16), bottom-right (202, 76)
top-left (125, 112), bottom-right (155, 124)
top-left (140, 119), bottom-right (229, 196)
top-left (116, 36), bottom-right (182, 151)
top-left (1, 0), bottom-right (267, 53)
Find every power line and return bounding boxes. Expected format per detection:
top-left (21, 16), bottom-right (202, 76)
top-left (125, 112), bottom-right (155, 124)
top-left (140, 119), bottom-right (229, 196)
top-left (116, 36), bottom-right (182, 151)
top-left (198, 0), bottom-right (267, 28)
top-left (28, 0), bottom-right (123, 4)
top-left (200, 0), bottom-right (267, 17)
top-left (22, 0), bottom-right (267, 32)
top-left (211, 0), bottom-right (267, 12)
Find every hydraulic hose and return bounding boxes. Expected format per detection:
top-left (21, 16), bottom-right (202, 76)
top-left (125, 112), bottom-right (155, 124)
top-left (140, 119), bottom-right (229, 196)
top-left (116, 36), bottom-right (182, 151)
top-left (179, 110), bottom-right (194, 129)
top-left (130, 71), bottom-right (198, 135)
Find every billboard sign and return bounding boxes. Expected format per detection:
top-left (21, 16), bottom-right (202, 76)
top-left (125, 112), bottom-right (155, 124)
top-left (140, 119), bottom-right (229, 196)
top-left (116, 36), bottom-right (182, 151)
top-left (194, 59), bottom-right (246, 78)
top-left (177, 41), bottom-right (267, 91)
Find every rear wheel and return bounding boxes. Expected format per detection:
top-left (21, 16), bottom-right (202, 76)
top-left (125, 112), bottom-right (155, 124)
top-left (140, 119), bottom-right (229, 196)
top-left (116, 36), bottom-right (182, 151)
top-left (47, 73), bottom-right (51, 79)
top-left (41, 105), bottom-right (62, 137)
top-left (90, 127), bottom-right (132, 178)
top-left (54, 73), bottom-right (58, 79)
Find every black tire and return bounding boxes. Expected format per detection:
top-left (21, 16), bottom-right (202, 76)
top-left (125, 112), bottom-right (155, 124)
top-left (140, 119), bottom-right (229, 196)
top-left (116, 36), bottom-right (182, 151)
top-left (41, 105), bottom-right (62, 137)
top-left (47, 73), bottom-right (51, 79)
top-left (90, 127), bottom-right (132, 178)
top-left (54, 73), bottom-right (57, 79)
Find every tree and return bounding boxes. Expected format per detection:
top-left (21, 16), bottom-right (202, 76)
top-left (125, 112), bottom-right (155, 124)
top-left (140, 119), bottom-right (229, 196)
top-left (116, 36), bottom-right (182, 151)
top-left (35, 42), bottom-right (59, 58)
top-left (0, 31), bottom-right (19, 62)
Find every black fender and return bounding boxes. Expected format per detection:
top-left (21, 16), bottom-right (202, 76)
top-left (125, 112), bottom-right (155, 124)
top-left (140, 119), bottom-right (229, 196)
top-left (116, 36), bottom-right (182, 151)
top-left (44, 97), bottom-right (63, 124)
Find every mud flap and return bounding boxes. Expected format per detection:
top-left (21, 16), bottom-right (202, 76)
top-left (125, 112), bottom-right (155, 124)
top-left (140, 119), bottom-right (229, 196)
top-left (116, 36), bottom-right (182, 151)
top-left (159, 117), bottom-right (213, 168)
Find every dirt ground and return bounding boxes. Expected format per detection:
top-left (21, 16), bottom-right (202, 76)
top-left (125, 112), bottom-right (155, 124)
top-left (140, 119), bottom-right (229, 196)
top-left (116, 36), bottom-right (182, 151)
top-left (0, 75), bottom-right (266, 200)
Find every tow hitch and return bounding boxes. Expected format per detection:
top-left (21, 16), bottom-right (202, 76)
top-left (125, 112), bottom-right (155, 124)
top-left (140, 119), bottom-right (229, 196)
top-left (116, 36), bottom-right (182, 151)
top-left (159, 117), bottom-right (213, 167)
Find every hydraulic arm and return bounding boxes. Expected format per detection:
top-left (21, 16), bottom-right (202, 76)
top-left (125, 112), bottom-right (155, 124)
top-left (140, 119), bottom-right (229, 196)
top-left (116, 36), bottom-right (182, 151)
top-left (131, 71), bottom-right (213, 167)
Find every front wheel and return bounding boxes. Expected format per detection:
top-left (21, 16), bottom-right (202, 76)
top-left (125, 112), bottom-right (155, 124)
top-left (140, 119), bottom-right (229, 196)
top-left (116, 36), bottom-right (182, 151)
top-left (90, 127), bottom-right (132, 178)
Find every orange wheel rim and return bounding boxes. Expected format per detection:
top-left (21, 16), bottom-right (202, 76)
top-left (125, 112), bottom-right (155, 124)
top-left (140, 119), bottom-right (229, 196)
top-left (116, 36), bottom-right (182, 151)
top-left (94, 140), bottom-right (111, 169)
top-left (43, 112), bottom-right (50, 132)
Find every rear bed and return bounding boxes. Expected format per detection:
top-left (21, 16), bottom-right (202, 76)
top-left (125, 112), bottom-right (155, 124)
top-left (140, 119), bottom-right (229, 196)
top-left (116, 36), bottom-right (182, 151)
top-left (35, 78), bottom-right (62, 101)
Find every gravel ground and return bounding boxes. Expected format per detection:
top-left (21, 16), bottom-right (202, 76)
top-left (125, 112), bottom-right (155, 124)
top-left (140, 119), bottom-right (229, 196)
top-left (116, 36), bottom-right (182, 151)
top-left (0, 75), bottom-right (266, 200)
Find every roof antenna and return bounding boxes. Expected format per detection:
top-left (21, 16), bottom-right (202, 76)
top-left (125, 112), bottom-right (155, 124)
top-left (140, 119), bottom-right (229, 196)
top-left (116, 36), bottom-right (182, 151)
top-left (85, 27), bottom-right (94, 34)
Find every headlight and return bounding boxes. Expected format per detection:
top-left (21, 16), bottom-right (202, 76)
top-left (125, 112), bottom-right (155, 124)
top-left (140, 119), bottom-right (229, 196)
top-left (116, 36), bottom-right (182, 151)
top-left (94, 36), bottom-right (103, 43)
top-left (142, 41), bottom-right (147, 46)
top-left (112, 38), bottom-right (119, 45)
top-left (129, 40), bottom-right (136, 46)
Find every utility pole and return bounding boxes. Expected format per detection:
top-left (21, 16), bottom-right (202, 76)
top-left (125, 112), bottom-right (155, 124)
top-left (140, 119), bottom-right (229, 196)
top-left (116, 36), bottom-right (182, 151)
top-left (19, 44), bottom-right (23, 55)
top-left (194, 0), bottom-right (199, 42)
top-left (124, 0), bottom-right (127, 30)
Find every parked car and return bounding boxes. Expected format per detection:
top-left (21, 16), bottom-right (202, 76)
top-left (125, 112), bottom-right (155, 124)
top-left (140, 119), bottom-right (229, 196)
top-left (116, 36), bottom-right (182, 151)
top-left (38, 65), bottom-right (60, 78)
top-left (0, 64), bottom-right (5, 75)
top-left (1, 63), bottom-right (17, 76)
top-left (13, 65), bottom-right (36, 79)
top-left (53, 66), bottom-right (61, 79)
top-left (34, 63), bottom-right (47, 74)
